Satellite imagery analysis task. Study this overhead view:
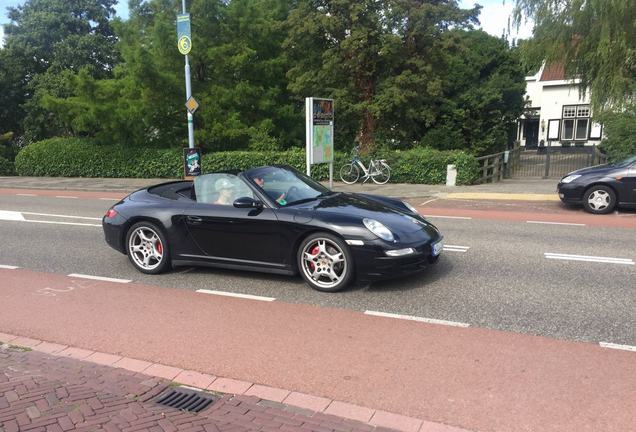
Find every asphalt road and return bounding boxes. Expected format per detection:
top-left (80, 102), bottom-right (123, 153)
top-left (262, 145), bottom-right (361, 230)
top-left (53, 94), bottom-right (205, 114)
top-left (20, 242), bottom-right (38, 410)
top-left (0, 193), bottom-right (634, 346)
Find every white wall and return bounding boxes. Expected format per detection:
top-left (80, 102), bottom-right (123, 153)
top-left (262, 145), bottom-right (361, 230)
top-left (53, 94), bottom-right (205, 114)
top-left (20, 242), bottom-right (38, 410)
top-left (519, 66), bottom-right (601, 147)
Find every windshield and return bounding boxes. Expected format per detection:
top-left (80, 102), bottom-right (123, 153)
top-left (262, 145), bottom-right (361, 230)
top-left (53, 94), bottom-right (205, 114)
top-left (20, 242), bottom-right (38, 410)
top-left (613, 155), bottom-right (636, 167)
top-left (245, 166), bottom-right (332, 206)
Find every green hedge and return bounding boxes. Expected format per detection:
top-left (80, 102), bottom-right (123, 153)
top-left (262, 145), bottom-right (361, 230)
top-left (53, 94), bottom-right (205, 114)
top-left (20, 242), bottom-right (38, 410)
top-left (0, 156), bottom-right (15, 176)
top-left (15, 137), bottom-right (479, 184)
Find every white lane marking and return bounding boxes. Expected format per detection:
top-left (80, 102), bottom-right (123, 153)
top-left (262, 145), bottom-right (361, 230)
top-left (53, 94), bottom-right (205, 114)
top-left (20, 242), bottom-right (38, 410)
top-left (527, 220), bottom-right (586, 226)
top-left (419, 198), bottom-right (438, 206)
top-left (55, 195), bottom-right (78, 199)
top-left (99, 198), bottom-right (120, 201)
top-left (196, 289), bottom-right (276, 302)
top-left (0, 265), bottom-right (20, 270)
top-left (16, 193), bottom-right (37, 197)
top-left (25, 220), bottom-right (101, 227)
top-left (443, 245), bottom-right (470, 253)
top-left (364, 310), bottom-right (470, 328)
top-left (21, 212), bottom-right (101, 221)
top-left (599, 342), bottom-right (636, 352)
top-left (68, 273), bottom-right (131, 283)
top-left (544, 253), bottom-right (634, 265)
top-left (425, 215), bottom-right (472, 220)
top-left (0, 210), bottom-right (26, 221)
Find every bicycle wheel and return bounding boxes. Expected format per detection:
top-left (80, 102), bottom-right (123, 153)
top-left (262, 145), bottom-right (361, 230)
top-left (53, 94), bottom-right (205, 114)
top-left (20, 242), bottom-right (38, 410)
top-left (340, 163), bottom-right (360, 184)
top-left (372, 162), bottom-right (390, 184)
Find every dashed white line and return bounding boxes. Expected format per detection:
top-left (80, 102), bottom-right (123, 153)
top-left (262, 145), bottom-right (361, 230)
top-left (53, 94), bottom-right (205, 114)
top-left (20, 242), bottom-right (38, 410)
top-left (99, 198), bottom-right (121, 201)
top-left (25, 220), bottom-right (101, 227)
top-left (599, 342), bottom-right (636, 352)
top-left (67, 274), bottom-right (132, 283)
top-left (544, 252), bottom-right (634, 265)
top-left (55, 195), bottom-right (78, 199)
top-left (527, 220), bottom-right (586, 226)
top-left (21, 212), bottom-right (101, 221)
top-left (15, 193), bottom-right (37, 197)
top-left (443, 245), bottom-right (470, 253)
top-left (0, 265), bottom-right (20, 270)
top-left (425, 215), bottom-right (472, 220)
top-left (196, 289), bottom-right (276, 302)
top-left (364, 310), bottom-right (470, 327)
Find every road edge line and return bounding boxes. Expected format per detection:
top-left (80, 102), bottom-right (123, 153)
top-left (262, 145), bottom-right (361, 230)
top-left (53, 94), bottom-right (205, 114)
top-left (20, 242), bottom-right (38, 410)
top-left (67, 273), bottom-right (132, 283)
top-left (364, 310), bottom-right (470, 328)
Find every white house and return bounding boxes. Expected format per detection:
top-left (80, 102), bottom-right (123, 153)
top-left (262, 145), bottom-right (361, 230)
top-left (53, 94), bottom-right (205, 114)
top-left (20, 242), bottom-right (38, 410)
top-left (517, 63), bottom-right (603, 148)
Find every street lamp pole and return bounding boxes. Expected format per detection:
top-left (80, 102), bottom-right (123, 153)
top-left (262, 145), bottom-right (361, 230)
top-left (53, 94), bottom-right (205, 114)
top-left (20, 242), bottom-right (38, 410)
top-left (183, 0), bottom-right (194, 149)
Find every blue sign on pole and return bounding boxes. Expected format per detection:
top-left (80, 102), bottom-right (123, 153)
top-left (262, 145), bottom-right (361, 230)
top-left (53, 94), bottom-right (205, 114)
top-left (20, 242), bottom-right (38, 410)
top-left (177, 13), bottom-right (191, 55)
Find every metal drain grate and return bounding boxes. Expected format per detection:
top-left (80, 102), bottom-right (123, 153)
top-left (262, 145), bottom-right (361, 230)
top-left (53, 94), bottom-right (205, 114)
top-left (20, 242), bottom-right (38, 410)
top-left (155, 387), bottom-right (216, 413)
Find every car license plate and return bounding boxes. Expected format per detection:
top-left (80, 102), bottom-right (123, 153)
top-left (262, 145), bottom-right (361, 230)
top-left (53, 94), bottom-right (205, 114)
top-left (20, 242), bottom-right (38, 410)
top-left (432, 240), bottom-right (443, 257)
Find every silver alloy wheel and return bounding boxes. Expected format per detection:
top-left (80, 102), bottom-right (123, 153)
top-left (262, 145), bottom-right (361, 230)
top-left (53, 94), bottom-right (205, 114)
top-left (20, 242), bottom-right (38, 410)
top-left (301, 238), bottom-right (347, 289)
top-left (128, 226), bottom-right (164, 271)
top-left (587, 190), bottom-right (610, 211)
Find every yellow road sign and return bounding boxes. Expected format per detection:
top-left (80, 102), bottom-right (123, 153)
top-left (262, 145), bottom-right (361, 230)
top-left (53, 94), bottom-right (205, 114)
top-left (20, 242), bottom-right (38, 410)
top-left (178, 35), bottom-right (192, 55)
top-left (185, 96), bottom-right (199, 114)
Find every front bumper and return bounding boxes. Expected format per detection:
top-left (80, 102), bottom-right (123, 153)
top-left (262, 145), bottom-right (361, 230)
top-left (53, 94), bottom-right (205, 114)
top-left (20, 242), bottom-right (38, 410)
top-left (351, 237), bottom-right (442, 282)
top-left (557, 181), bottom-right (586, 204)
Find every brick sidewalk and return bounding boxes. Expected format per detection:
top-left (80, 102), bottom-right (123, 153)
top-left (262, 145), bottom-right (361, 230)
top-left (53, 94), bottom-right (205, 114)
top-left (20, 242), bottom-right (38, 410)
top-left (0, 346), bottom-right (393, 432)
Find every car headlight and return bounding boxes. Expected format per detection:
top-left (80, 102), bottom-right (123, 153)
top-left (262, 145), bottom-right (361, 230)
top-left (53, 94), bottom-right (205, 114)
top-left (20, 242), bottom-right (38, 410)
top-left (403, 201), bottom-right (419, 215)
top-left (363, 218), bottom-right (395, 242)
top-left (561, 174), bottom-right (581, 183)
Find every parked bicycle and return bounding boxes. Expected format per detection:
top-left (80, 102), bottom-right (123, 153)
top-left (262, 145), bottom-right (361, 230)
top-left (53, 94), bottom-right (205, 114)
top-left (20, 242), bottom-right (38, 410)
top-left (339, 146), bottom-right (391, 184)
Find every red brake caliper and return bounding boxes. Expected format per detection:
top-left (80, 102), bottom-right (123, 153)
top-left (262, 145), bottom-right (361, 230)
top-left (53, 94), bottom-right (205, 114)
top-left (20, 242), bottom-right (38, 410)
top-left (309, 246), bottom-right (320, 271)
top-left (156, 241), bottom-right (163, 255)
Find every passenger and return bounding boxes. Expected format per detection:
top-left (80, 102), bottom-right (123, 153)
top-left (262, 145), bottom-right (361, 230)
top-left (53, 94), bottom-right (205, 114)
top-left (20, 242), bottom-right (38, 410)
top-left (214, 178), bottom-right (235, 205)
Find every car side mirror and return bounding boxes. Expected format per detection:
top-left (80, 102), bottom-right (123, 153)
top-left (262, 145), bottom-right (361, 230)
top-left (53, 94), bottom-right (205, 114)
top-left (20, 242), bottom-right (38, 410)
top-left (233, 197), bottom-right (263, 209)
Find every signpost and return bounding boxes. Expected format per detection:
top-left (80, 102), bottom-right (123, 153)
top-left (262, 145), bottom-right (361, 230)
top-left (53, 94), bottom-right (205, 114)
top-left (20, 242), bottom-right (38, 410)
top-left (177, 1), bottom-right (198, 177)
top-left (305, 97), bottom-right (334, 188)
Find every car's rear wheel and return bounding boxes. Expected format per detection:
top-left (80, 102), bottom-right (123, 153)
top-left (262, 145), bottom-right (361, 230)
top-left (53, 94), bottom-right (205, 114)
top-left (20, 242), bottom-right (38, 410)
top-left (298, 233), bottom-right (353, 292)
top-left (583, 185), bottom-right (616, 214)
top-left (126, 221), bottom-right (171, 274)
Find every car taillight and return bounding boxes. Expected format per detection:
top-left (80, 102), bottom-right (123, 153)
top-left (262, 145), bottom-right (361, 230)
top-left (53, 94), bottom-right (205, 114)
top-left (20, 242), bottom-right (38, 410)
top-left (105, 208), bottom-right (118, 218)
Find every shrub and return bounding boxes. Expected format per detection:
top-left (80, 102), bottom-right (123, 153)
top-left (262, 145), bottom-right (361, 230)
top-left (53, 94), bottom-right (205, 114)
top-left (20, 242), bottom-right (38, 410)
top-left (15, 137), bottom-right (479, 184)
top-left (600, 103), bottom-right (636, 162)
top-left (0, 156), bottom-right (15, 176)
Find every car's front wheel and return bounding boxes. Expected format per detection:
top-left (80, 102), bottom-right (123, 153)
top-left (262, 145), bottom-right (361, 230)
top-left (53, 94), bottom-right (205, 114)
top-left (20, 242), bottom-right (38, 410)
top-left (126, 221), bottom-right (171, 274)
top-left (298, 233), bottom-right (353, 292)
top-left (583, 185), bottom-right (616, 214)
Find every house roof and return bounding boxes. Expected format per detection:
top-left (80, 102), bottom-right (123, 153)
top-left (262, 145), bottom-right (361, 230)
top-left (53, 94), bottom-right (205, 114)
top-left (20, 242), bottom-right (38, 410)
top-left (540, 63), bottom-right (566, 81)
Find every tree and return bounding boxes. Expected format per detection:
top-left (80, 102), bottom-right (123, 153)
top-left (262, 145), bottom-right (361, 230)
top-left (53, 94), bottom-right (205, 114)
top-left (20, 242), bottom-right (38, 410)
top-left (42, 0), bottom-right (185, 147)
top-left (0, 0), bottom-right (119, 143)
top-left (285, 0), bottom-right (480, 154)
top-left (514, 0), bottom-right (636, 112)
top-left (422, 30), bottom-right (526, 155)
top-left (196, 0), bottom-right (300, 151)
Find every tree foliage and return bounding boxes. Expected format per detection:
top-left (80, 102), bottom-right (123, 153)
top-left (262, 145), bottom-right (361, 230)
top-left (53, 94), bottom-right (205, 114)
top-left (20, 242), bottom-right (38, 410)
top-left (0, 0), bottom-right (527, 156)
top-left (514, 0), bottom-right (636, 112)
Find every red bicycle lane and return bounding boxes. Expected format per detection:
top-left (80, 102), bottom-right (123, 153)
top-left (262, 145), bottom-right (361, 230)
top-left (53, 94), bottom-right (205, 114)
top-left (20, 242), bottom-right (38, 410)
top-left (0, 268), bottom-right (633, 432)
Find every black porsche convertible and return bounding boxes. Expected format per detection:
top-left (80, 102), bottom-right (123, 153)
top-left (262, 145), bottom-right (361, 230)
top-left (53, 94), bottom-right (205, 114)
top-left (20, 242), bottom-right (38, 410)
top-left (103, 165), bottom-right (443, 292)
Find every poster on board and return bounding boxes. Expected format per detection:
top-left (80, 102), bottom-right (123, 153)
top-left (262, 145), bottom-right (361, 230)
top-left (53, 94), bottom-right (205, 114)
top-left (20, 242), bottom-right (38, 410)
top-left (306, 98), bottom-right (334, 165)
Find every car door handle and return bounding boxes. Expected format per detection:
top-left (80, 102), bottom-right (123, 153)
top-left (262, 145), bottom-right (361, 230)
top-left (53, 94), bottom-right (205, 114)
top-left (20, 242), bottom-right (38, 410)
top-left (186, 216), bottom-right (203, 224)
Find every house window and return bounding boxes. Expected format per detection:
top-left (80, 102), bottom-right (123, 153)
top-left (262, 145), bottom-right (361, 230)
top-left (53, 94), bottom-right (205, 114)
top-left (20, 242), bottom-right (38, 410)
top-left (576, 119), bottom-right (589, 140)
top-left (562, 119), bottom-right (575, 140)
top-left (562, 104), bottom-right (590, 141)
top-left (563, 106), bottom-right (577, 118)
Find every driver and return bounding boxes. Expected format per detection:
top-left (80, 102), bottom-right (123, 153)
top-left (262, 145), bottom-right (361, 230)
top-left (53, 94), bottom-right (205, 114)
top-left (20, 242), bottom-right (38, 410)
top-left (252, 175), bottom-right (287, 205)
